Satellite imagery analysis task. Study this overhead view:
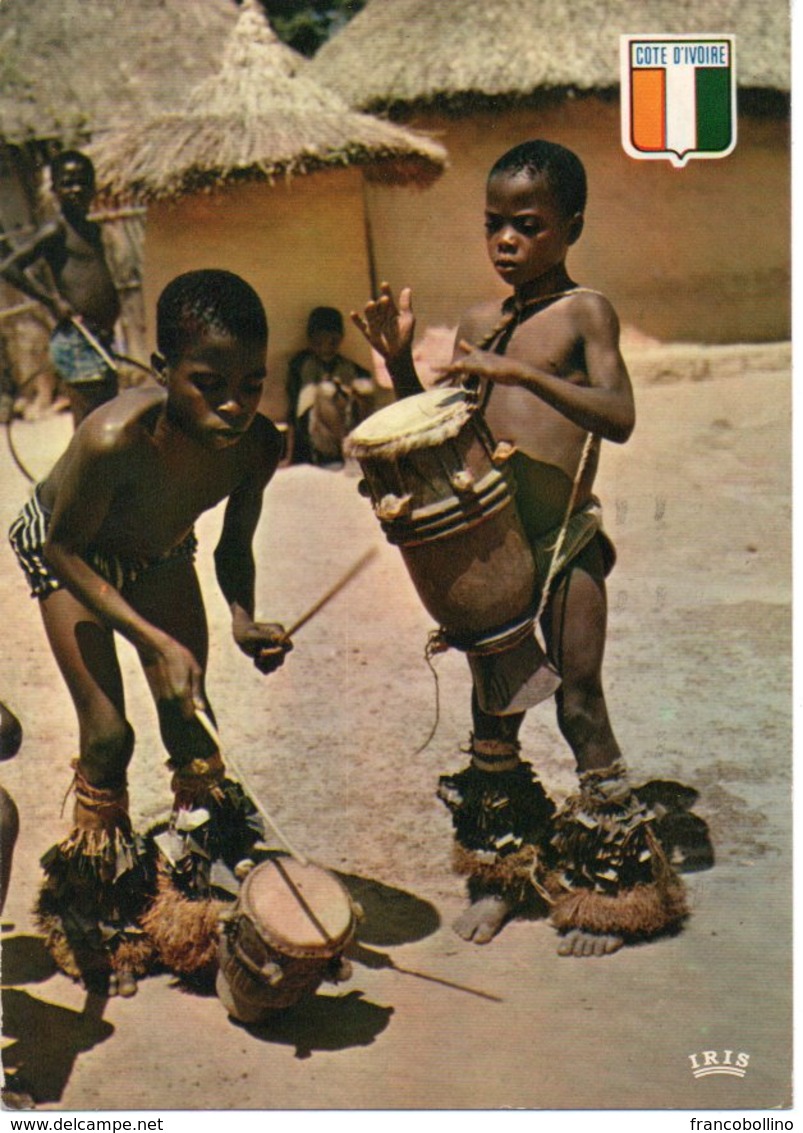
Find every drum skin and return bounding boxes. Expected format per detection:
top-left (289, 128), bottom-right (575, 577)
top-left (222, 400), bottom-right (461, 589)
top-left (345, 389), bottom-right (536, 643)
top-left (216, 857), bottom-right (357, 1020)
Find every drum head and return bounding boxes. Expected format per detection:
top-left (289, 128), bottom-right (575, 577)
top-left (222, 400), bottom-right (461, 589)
top-left (241, 857), bottom-right (355, 958)
top-left (345, 387), bottom-right (473, 458)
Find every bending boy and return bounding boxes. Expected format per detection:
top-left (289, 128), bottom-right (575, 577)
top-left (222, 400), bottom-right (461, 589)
top-left (9, 269), bottom-right (292, 993)
top-left (354, 140), bottom-right (686, 958)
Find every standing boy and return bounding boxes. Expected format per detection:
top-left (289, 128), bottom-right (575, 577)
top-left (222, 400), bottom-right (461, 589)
top-left (0, 150), bottom-right (121, 426)
top-left (9, 269), bottom-right (292, 994)
top-left (353, 140), bottom-right (686, 958)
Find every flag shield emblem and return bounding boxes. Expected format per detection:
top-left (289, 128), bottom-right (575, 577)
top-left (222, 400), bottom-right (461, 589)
top-left (620, 35), bottom-right (737, 167)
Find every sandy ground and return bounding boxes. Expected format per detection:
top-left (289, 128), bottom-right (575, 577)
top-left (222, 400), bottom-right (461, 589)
top-left (0, 341), bottom-right (791, 1112)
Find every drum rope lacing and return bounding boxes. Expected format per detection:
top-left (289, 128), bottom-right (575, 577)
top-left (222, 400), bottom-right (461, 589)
top-left (478, 285), bottom-right (599, 652)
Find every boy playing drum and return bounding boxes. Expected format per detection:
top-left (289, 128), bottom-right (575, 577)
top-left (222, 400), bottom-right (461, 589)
top-left (8, 269), bottom-right (292, 993)
top-left (353, 140), bottom-right (687, 958)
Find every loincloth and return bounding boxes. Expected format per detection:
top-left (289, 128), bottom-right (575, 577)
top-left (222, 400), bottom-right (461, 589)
top-left (461, 489), bottom-right (616, 715)
top-left (8, 485), bottom-right (198, 600)
top-left (528, 497), bottom-right (616, 588)
top-left (49, 321), bottom-right (117, 388)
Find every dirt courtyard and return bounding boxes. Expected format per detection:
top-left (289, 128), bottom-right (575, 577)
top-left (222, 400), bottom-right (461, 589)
top-left (0, 340), bottom-right (792, 1113)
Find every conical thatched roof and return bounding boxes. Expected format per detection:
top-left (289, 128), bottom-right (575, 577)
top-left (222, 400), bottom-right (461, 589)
top-left (88, 0), bottom-right (447, 203)
top-left (310, 0), bottom-right (789, 114)
top-left (0, 0), bottom-right (239, 145)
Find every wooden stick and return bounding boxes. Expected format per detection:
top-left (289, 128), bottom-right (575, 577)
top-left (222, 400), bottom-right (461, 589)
top-left (70, 316), bottom-right (119, 372)
top-left (284, 547), bottom-right (378, 639)
top-left (194, 708), bottom-right (309, 867)
top-left (192, 551), bottom-right (379, 861)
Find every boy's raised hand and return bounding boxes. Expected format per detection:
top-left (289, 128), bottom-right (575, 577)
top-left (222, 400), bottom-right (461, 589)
top-left (351, 282), bottom-right (415, 361)
top-left (235, 620), bottom-right (293, 675)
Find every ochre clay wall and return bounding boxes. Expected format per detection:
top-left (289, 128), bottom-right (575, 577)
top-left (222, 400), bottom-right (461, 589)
top-left (364, 100), bottom-right (790, 345)
top-left (142, 169), bottom-right (376, 422)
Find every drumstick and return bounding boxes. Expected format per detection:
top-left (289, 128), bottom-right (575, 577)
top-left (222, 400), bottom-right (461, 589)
top-left (355, 943), bottom-right (502, 1002)
top-left (386, 959), bottom-right (503, 1003)
top-left (282, 547), bottom-right (378, 640)
top-left (70, 316), bottom-right (119, 372)
top-left (194, 708), bottom-right (309, 868)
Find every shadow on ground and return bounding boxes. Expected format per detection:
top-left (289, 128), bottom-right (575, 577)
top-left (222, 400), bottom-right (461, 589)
top-left (238, 988), bottom-right (393, 1060)
top-left (2, 984), bottom-right (112, 1107)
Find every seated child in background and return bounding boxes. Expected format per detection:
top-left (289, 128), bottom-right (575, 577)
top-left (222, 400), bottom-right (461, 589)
top-left (8, 269), bottom-right (293, 995)
top-left (286, 305), bottom-right (375, 466)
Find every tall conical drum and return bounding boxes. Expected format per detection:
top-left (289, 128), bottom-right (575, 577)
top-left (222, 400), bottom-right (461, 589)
top-left (344, 388), bottom-right (560, 714)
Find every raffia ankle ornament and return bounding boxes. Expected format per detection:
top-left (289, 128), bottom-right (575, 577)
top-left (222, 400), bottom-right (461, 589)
top-left (35, 761), bottom-right (156, 984)
top-left (546, 761), bottom-right (689, 941)
top-left (142, 752), bottom-right (265, 980)
top-left (167, 750), bottom-right (264, 882)
top-left (436, 737), bottom-right (556, 909)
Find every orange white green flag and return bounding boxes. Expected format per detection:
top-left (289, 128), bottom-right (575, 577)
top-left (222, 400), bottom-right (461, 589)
top-left (620, 35), bottom-right (737, 167)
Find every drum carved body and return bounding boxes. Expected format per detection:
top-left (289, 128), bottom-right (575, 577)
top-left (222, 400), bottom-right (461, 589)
top-left (345, 388), bottom-right (535, 644)
top-left (216, 856), bottom-right (357, 1021)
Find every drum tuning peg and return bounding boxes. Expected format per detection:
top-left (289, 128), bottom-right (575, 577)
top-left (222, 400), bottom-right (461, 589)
top-left (234, 858), bottom-right (255, 880)
top-left (377, 493), bottom-right (412, 521)
top-left (450, 470), bottom-right (475, 493)
top-left (260, 960), bottom-right (284, 987)
top-left (492, 440), bottom-right (517, 464)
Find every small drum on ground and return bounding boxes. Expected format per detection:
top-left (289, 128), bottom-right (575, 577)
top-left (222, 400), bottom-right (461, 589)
top-left (344, 387), bottom-right (559, 714)
top-left (216, 856), bottom-right (358, 1021)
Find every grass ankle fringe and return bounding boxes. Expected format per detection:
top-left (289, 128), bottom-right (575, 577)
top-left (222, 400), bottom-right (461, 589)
top-left (547, 765), bottom-right (690, 941)
top-left (42, 825), bottom-right (150, 891)
top-left (140, 865), bottom-right (229, 977)
top-left (546, 824), bottom-right (689, 940)
top-left (452, 842), bottom-right (551, 910)
top-left (35, 825), bottom-right (157, 981)
top-left (34, 902), bottom-right (157, 981)
top-left (546, 871), bottom-right (689, 938)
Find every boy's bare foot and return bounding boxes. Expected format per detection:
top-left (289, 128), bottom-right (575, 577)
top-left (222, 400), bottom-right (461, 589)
top-left (453, 894), bottom-right (511, 944)
top-left (557, 929), bottom-right (623, 957)
top-left (108, 970), bottom-right (138, 997)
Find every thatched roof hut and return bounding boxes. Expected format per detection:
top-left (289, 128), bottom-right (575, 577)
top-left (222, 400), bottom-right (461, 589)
top-left (87, 0), bottom-right (447, 418)
top-left (0, 0), bottom-right (239, 146)
top-left (309, 0), bottom-right (791, 345)
top-left (311, 0), bottom-right (789, 113)
top-left (0, 0), bottom-right (239, 380)
top-left (89, 0), bottom-right (447, 200)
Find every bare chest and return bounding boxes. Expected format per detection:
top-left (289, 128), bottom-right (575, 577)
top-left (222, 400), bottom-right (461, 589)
top-left (478, 308), bottom-right (589, 472)
top-left (97, 451), bottom-right (243, 555)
